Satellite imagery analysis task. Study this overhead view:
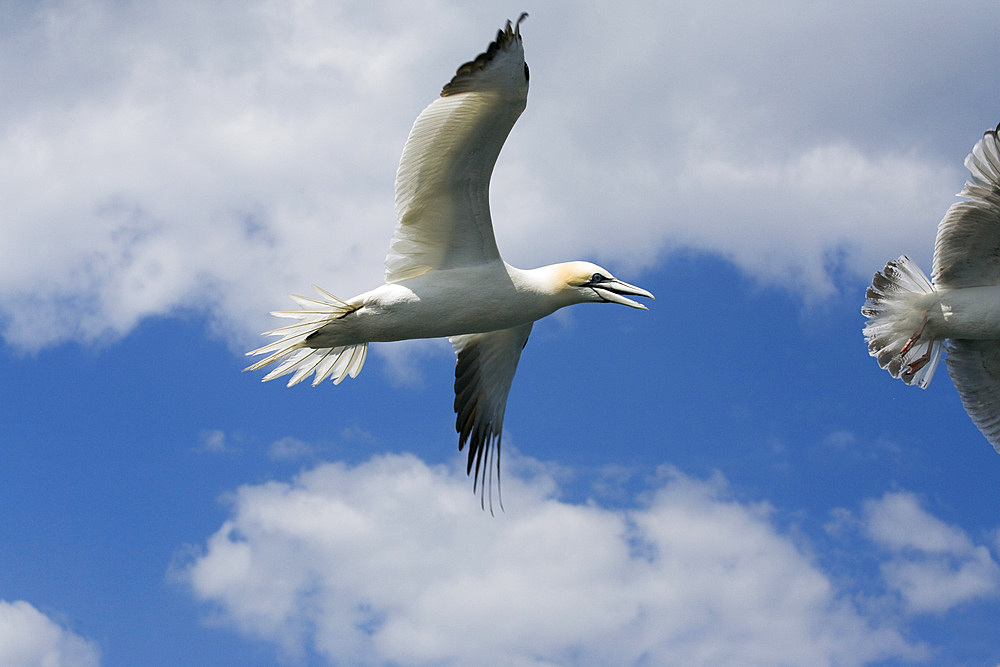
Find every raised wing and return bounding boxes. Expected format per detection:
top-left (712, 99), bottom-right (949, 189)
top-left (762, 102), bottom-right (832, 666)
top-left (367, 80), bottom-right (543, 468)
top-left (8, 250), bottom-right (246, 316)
top-left (932, 124), bottom-right (1000, 288)
top-left (450, 322), bottom-right (532, 511)
top-left (945, 339), bottom-right (1000, 452)
top-left (385, 14), bottom-right (529, 283)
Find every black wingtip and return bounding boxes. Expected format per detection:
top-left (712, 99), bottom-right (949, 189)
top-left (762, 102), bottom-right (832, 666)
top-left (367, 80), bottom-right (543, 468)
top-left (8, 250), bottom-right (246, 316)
top-left (457, 426), bottom-right (504, 515)
top-left (515, 12), bottom-right (528, 34)
top-left (441, 14), bottom-right (528, 97)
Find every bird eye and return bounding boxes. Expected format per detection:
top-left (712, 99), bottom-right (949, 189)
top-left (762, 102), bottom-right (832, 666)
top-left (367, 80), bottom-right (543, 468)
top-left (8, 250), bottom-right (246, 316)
top-left (590, 273), bottom-right (605, 283)
top-left (523, 63), bottom-right (530, 82)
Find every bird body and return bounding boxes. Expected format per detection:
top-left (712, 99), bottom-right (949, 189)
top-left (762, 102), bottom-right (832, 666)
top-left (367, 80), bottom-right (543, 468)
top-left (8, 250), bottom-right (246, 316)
top-left (246, 14), bottom-right (653, 504)
top-left (864, 123), bottom-right (1000, 451)
top-left (302, 260), bottom-right (646, 348)
top-left (919, 286), bottom-right (1000, 340)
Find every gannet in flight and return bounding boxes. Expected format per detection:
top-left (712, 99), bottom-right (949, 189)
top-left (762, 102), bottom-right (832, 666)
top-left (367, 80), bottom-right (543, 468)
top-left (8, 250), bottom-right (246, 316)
top-left (245, 14), bottom-right (653, 505)
top-left (864, 123), bottom-right (1000, 452)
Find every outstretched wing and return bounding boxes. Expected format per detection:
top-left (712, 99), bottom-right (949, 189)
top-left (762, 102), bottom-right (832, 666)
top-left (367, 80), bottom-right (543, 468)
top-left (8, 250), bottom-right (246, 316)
top-left (932, 124), bottom-right (1000, 288)
top-left (450, 322), bottom-right (532, 511)
top-left (945, 339), bottom-right (1000, 452)
top-left (386, 14), bottom-right (529, 283)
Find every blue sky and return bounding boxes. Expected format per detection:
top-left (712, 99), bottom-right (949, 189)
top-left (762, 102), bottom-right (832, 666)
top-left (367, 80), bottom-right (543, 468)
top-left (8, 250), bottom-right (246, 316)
top-left (3, 1), bottom-right (1000, 665)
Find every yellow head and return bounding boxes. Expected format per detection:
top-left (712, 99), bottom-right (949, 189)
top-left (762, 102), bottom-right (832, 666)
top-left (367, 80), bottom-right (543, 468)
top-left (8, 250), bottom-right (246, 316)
top-left (553, 261), bottom-right (655, 309)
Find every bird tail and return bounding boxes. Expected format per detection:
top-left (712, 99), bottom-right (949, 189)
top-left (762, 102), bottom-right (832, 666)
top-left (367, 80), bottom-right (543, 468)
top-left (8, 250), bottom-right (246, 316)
top-left (244, 285), bottom-right (368, 387)
top-left (862, 255), bottom-right (943, 389)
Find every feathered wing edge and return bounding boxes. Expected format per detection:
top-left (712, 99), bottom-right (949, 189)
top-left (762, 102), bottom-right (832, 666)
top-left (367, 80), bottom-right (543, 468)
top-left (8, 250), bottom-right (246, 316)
top-left (945, 339), bottom-right (1000, 453)
top-left (451, 324), bottom-right (532, 513)
top-left (440, 12), bottom-right (528, 97)
top-left (862, 255), bottom-right (943, 388)
top-left (386, 14), bottom-right (529, 284)
top-left (933, 123), bottom-right (1000, 286)
top-left (960, 123), bottom-right (1000, 209)
top-left (244, 286), bottom-right (367, 387)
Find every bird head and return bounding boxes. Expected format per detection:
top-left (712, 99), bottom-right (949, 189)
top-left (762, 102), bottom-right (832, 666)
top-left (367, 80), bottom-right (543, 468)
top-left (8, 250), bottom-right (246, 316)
top-left (557, 261), bottom-right (655, 309)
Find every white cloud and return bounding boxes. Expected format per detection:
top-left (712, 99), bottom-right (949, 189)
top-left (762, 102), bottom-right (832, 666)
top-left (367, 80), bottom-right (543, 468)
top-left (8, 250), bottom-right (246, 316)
top-left (0, 600), bottom-right (100, 667)
top-left (864, 491), bottom-right (1000, 614)
top-left (664, 140), bottom-right (953, 297)
top-left (179, 454), bottom-right (925, 665)
top-left (196, 429), bottom-right (234, 454)
top-left (2, 1), bottom-right (998, 350)
top-left (267, 436), bottom-right (318, 461)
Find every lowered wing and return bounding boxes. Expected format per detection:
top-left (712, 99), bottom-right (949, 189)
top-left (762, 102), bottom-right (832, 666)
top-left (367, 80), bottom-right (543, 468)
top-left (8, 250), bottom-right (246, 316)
top-left (450, 322), bottom-right (532, 512)
top-left (946, 339), bottom-right (1000, 452)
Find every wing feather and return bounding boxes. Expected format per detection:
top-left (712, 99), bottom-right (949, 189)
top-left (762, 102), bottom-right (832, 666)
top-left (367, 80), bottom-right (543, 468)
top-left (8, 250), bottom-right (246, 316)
top-left (386, 15), bottom-right (529, 283)
top-left (932, 124), bottom-right (1000, 288)
top-left (450, 322), bottom-right (532, 512)
top-left (946, 339), bottom-right (1000, 452)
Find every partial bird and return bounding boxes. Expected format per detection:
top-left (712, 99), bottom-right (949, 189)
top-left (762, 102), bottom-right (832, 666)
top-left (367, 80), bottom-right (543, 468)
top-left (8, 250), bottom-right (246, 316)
top-left (245, 14), bottom-right (653, 507)
top-left (863, 123), bottom-right (1000, 451)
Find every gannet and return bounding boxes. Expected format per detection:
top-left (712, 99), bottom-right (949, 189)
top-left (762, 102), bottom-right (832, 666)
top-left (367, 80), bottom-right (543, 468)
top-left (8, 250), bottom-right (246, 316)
top-left (863, 123), bottom-right (1000, 451)
top-left (245, 14), bottom-right (653, 506)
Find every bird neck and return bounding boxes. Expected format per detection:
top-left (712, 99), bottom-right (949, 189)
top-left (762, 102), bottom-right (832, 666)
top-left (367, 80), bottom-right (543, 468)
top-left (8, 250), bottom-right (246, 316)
top-left (508, 262), bottom-right (584, 306)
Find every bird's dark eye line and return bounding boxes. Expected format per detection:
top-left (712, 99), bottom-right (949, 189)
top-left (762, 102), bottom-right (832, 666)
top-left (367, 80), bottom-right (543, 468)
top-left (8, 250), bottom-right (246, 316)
top-left (590, 273), bottom-right (607, 284)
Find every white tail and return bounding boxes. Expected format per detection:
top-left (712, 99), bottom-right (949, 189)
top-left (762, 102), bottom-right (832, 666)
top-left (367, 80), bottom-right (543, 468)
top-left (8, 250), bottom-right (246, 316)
top-left (244, 286), bottom-right (368, 387)
top-left (862, 255), bottom-right (943, 389)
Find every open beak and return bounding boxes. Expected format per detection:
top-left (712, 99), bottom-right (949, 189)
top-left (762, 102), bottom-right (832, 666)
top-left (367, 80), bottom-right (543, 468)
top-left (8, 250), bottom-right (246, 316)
top-left (594, 279), bottom-right (655, 310)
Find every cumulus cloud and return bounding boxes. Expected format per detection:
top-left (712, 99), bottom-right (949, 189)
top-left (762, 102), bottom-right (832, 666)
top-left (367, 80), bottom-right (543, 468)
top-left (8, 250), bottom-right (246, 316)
top-left (0, 600), bottom-right (100, 667)
top-left (179, 453), bottom-right (925, 665)
top-left (864, 491), bottom-right (1000, 614)
top-left (2, 1), bottom-right (997, 350)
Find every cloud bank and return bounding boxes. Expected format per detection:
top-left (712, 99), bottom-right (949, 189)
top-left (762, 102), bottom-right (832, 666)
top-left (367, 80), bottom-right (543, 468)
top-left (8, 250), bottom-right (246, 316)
top-left (864, 491), bottom-right (1000, 614)
top-left (3, 1), bottom-right (998, 350)
top-left (0, 600), bottom-right (100, 667)
top-left (180, 453), bottom-right (939, 665)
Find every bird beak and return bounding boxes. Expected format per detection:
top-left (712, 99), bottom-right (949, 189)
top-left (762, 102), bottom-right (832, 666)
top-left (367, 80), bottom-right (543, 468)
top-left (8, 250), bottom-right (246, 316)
top-left (594, 279), bottom-right (655, 310)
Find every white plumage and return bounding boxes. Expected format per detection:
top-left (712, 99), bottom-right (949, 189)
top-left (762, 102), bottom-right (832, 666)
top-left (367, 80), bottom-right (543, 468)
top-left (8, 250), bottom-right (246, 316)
top-left (863, 123), bottom-right (1000, 450)
top-left (246, 15), bottom-right (653, 507)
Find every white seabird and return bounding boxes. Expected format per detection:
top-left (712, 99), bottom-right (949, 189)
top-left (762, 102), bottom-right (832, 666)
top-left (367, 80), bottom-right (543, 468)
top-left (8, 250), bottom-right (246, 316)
top-left (245, 14), bottom-right (653, 505)
top-left (863, 123), bottom-right (1000, 451)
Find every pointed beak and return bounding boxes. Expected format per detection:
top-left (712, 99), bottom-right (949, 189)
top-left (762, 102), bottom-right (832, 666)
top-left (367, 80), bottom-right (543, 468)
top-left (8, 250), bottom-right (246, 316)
top-left (594, 279), bottom-right (655, 310)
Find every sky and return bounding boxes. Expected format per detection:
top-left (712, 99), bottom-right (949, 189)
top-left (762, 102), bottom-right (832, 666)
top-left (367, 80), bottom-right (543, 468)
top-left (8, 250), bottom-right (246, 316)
top-left (2, 0), bottom-right (1000, 665)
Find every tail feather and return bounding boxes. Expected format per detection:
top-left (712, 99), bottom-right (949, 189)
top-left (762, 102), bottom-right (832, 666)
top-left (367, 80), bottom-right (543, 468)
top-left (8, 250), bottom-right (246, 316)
top-left (862, 255), bottom-right (943, 389)
top-left (244, 286), bottom-right (367, 387)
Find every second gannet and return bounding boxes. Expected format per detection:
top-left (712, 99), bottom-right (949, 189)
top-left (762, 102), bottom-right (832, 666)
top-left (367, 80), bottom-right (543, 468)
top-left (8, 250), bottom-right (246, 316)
top-left (245, 14), bottom-right (653, 507)
top-left (863, 123), bottom-right (1000, 452)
